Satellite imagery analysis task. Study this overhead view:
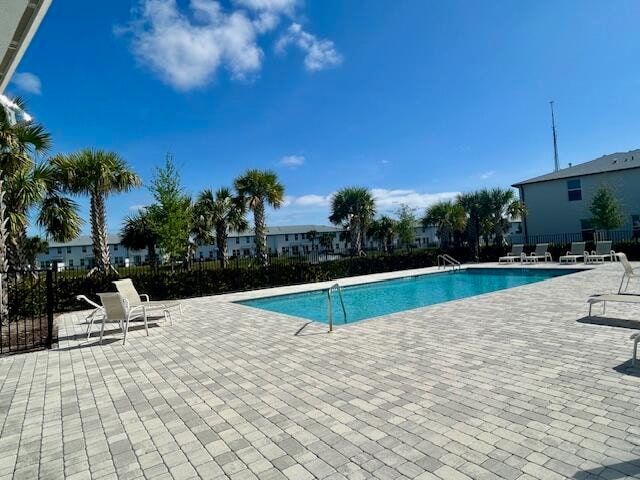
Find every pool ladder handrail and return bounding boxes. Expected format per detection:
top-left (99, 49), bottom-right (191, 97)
top-left (327, 283), bottom-right (347, 332)
top-left (437, 254), bottom-right (461, 271)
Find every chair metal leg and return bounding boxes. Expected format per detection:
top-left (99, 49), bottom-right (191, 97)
top-left (633, 337), bottom-right (639, 367)
top-left (123, 315), bottom-right (131, 345)
top-left (99, 315), bottom-right (106, 344)
top-left (619, 275), bottom-right (626, 294)
top-left (143, 309), bottom-right (149, 336)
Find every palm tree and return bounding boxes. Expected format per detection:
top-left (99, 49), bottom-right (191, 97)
top-left (370, 216), bottom-right (396, 252)
top-left (52, 149), bottom-right (141, 273)
top-left (194, 187), bottom-right (248, 267)
top-left (306, 229), bottom-right (318, 251)
top-left (329, 187), bottom-right (376, 256)
top-left (480, 188), bottom-right (526, 246)
top-left (234, 169), bottom-right (285, 265)
top-left (319, 232), bottom-right (335, 253)
top-left (22, 236), bottom-right (48, 268)
top-left (0, 98), bottom-right (81, 271)
top-left (457, 192), bottom-right (486, 260)
top-left (120, 210), bottom-right (159, 267)
top-left (423, 201), bottom-right (466, 250)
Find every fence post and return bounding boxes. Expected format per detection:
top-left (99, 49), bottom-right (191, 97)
top-left (45, 269), bottom-right (54, 349)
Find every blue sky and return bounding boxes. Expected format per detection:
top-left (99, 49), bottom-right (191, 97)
top-left (8, 0), bottom-right (640, 235)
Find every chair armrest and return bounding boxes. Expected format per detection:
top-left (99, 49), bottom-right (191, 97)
top-left (140, 294), bottom-right (150, 302)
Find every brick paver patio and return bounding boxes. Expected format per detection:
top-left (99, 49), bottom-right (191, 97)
top-left (1, 263), bottom-right (640, 479)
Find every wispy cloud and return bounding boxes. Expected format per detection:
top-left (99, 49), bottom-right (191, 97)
top-left (10, 72), bottom-right (41, 95)
top-left (276, 23), bottom-right (342, 71)
top-left (117, 0), bottom-right (340, 90)
top-left (129, 204), bottom-right (146, 211)
top-left (279, 154), bottom-right (305, 167)
top-left (479, 171), bottom-right (495, 180)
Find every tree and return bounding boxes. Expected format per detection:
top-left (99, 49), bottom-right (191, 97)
top-left (52, 149), bottom-right (141, 273)
top-left (395, 204), bottom-right (417, 249)
top-left (457, 192), bottom-right (486, 260)
top-left (120, 210), bottom-right (159, 267)
top-left (479, 188), bottom-right (526, 246)
top-left (370, 216), bottom-right (396, 252)
top-left (306, 229), bottom-right (318, 251)
top-left (590, 186), bottom-right (624, 235)
top-left (329, 187), bottom-right (376, 256)
top-left (194, 187), bottom-right (248, 267)
top-left (146, 156), bottom-right (191, 265)
top-left (234, 169), bottom-right (285, 265)
top-left (319, 232), bottom-right (335, 253)
top-left (0, 98), bottom-right (81, 271)
top-left (423, 200), bottom-right (466, 250)
top-left (22, 236), bottom-right (48, 268)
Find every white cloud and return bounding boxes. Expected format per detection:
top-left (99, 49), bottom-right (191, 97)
top-left (370, 189), bottom-right (460, 210)
top-left (119, 0), bottom-right (340, 90)
top-left (11, 72), bottom-right (41, 95)
top-left (276, 23), bottom-right (342, 71)
top-left (279, 154), bottom-right (305, 167)
top-left (479, 171), bottom-right (495, 180)
top-left (129, 204), bottom-right (146, 211)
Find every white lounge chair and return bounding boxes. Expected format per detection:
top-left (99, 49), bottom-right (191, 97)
top-left (631, 333), bottom-right (640, 367)
top-left (587, 293), bottom-right (640, 316)
top-left (521, 243), bottom-right (552, 263)
top-left (113, 278), bottom-right (182, 321)
top-left (498, 244), bottom-right (523, 264)
top-left (559, 242), bottom-right (587, 264)
top-left (616, 253), bottom-right (640, 293)
top-left (93, 292), bottom-right (148, 345)
top-left (585, 241), bottom-right (615, 264)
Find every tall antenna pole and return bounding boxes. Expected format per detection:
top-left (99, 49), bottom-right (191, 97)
top-left (550, 101), bottom-right (560, 172)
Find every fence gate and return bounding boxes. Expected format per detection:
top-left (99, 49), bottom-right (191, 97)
top-left (0, 269), bottom-right (54, 355)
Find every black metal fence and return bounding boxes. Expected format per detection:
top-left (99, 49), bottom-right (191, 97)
top-left (0, 269), bottom-right (54, 355)
top-left (509, 230), bottom-right (639, 245)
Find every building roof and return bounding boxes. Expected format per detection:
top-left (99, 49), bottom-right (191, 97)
top-left (0, 0), bottom-right (51, 93)
top-left (46, 225), bottom-right (344, 248)
top-left (512, 149), bottom-right (640, 187)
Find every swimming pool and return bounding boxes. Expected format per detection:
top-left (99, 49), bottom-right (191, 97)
top-left (238, 268), bottom-right (581, 324)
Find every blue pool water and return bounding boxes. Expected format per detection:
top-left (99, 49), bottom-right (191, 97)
top-left (238, 268), bottom-right (580, 324)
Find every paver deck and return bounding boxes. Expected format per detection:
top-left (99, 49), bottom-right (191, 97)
top-left (1, 263), bottom-right (640, 479)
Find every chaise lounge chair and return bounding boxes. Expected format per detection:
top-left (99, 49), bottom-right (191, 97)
top-left (521, 243), bottom-right (552, 263)
top-left (498, 244), bottom-right (523, 264)
top-left (585, 241), bottom-right (615, 264)
top-left (587, 293), bottom-right (640, 366)
top-left (113, 278), bottom-right (182, 323)
top-left (616, 252), bottom-right (640, 293)
top-left (559, 242), bottom-right (587, 264)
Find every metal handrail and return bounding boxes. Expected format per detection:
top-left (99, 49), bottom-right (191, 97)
top-left (327, 283), bottom-right (347, 332)
top-left (437, 254), bottom-right (461, 271)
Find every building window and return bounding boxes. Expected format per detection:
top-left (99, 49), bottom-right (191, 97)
top-left (80, 258), bottom-right (85, 267)
top-left (246, 237), bottom-right (250, 243)
top-left (567, 179), bottom-right (582, 201)
top-left (301, 233), bottom-right (306, 239)
top-left (209, 250), bottom-right (214, 258)
top-left (285, 234), bottom-right (289, 241)
top-left (57, 248), bottom-right (62, 254)
top-left (294, 234), bottom-right (298, 241)
top-left (82, 246), bottom-right (86, 253)
top-left (235, 237), bottom-right (239, 244)
top-left (68, 259), bottom-right (74, 267)
top-left (114, 245), bottom-right (119, 251)
top-left (580, 219), bottom-right (594, 241)
top-left (66, 247), bottom-right (71, 254)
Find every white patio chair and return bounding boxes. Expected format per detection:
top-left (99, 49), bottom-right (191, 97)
top-left (76, 294), bottom-right (105, 336)
top-left (498, 244), bottom-right (523, 264)
top-left (585, 241), bottom-right (615, 264)
top-left (521, 243), bottom-right (552, 263)
top-left (616, 253), bottom-right (640, 293)
top-left (113, 278), bottom-right (182, 321)
top-left (559, 242), bottom-right (587, 264)
top-left (93, 292), bottom-right (147, 345)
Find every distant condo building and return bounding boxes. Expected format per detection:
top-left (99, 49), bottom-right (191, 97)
top-left (36, 224), bottom-right (441, 269)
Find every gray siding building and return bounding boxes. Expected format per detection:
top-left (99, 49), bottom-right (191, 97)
top-left (513, 150), bottom-right (640, 241)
